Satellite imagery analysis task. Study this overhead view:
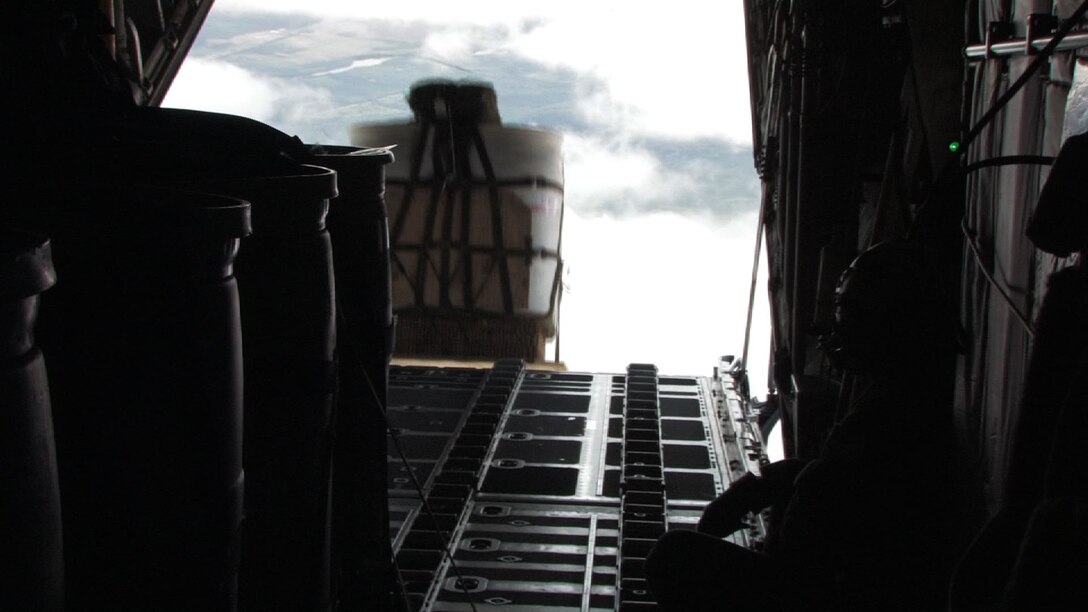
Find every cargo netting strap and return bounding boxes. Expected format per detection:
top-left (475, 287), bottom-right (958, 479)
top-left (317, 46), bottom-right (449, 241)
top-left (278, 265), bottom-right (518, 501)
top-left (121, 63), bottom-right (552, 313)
top-left (389, 113), bottom-right (433, 309)
top-left (468, 121), bottom-right (515, 314)
top-left (390, 99), bottom-right (554, 317)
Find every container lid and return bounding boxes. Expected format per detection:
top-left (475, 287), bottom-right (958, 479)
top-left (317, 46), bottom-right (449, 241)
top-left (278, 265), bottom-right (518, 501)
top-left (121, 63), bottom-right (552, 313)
top-left (306, 145), bottom-right (394, 195)
top-left (190, 164), bottom-right (337, 235)
top-left (120, 184), bottom-right (253, 241)
top-left (307, 144), bottom-right (395, 161)
top-left (109, 107), bottom-right (309, 179)
top-left (408, 79), bottom-right (501, 125)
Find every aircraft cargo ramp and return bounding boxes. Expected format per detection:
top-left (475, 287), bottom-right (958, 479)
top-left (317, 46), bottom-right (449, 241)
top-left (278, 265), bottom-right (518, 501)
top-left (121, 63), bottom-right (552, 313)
top-left (383, 360), bottom-right (767, 611)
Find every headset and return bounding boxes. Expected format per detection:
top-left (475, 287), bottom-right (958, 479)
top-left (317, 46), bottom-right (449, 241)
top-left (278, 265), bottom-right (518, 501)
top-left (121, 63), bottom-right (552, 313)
top-left (823, 239), bottom-right (948, 378)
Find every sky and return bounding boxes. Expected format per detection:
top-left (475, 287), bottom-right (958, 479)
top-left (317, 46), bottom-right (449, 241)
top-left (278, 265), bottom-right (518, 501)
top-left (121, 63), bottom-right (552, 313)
top-left (164, 0), bottom-right (771, 391)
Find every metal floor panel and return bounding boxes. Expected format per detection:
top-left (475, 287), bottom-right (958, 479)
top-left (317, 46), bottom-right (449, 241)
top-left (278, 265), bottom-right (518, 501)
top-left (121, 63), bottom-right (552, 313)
top-left (425, 502), bottom-right (620, 611)
top-left (385, 361), bottom-right (767, 611)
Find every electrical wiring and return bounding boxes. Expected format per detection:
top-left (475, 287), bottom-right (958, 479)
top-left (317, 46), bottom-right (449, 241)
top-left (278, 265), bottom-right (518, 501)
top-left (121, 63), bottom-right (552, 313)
top-left (960, 217), bottom-right (1036, 338)
top-left (959, 0), bottom-right (1088, 152)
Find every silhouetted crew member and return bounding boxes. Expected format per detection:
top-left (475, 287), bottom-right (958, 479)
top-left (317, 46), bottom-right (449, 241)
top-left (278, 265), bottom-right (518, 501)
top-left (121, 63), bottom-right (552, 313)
top-left (647, 240), bottom-right (956, 611)
top-left (951, 131), bottom-right (1088, 612)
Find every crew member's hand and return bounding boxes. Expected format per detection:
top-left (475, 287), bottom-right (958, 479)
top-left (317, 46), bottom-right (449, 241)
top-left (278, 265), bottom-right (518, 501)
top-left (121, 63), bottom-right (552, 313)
top-left (697, 472), bottom-right (762, 536)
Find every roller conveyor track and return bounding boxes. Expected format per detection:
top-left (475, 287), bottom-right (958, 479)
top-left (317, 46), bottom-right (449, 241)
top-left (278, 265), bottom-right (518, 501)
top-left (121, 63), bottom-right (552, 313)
top-left (385, 360), bottom-right (766, 611)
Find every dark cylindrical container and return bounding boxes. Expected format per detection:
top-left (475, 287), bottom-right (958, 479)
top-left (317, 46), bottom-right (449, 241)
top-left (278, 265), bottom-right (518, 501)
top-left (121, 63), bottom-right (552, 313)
top-left (306, 145), bottom-right (395, 608)
top-left (8, 187), bottom-right (251, 612)
top-left (309, 146), bottom-right (395, 367)
top-left (194, 164), bottom-right (340, 612)
top-left (0, 230), bottom-right (63, 612)
top-left (102, 107), bottom-right (342, 612)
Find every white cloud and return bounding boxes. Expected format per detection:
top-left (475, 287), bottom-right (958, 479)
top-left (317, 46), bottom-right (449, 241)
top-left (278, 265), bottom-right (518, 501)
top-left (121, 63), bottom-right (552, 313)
top-left (556, 208), bottom-right (770, 381)
top-left (163, 58), bottom-right (278, 120)
top-left (163, 58), bottom-right (336, 136)
top-left (204, 0), bottom-right (754, 144)
top-left (562, 134), bottom-right (667, 211)
top-left (560, 133), bottom-right (756, 217)
top-left (420, 27), bottom-right (484, 65)
top-left (504, 6), bottom-right (751, 142)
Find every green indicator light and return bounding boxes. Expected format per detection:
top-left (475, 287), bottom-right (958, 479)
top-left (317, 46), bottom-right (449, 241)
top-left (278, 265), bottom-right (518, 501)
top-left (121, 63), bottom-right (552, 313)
top-left (949, 141), bottom-right (961, 153)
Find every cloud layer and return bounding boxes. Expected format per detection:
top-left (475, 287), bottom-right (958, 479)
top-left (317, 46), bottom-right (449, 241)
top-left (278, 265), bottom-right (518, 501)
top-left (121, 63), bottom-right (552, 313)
top-left (166, 5), bottom-right (760, 217)
top-left (556, 208), bottom-right (770, 382)
top-left (170, 1), bottom-right (753, 143)
top-left (163, 2), bottom-right (770, 380)
top-left (165, 57), bottom-right (336, 129)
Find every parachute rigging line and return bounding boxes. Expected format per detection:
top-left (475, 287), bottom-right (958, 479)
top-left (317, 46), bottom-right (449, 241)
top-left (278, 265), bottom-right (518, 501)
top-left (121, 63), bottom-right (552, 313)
top-left (337, 302), bottom-right (481, 612)
top-left (361, 365), bottom-right (482, 612)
